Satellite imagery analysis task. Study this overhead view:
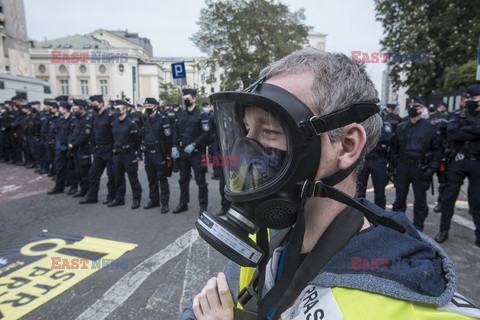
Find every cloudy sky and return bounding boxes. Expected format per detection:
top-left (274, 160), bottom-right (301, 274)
top-left (24, 0), bottom-right (387, 95)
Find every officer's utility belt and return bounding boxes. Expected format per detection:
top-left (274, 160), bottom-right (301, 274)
top-left (454, 152), bottom-right (480, 161)
top-left (365, 152), bottom-right (387, 161)
top-left (399, 158), bottom-right (424, 167)
top-left (113, 146), bottom-right (134, 155)
top-left (144, 143), bottom-right (161, 151)
top-left (95, 142), bottom-right (113, 150)
top-left (77, 144), bottom-right (90, 152)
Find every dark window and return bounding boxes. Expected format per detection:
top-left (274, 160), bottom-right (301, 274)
top-left (43, 85), bottom-right (51, 94)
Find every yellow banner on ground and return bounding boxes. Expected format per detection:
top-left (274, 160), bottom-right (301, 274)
top-left (0, 233), bottom-right (137, 320)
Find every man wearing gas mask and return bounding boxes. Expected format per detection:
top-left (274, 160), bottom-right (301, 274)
top-left (435, 84), bottom-right (480, 246)
top-left (179, 49), bottom-right (478, 320)
top-left (391, 97), bottom-right (441, 232)
top-left (171, 88), bottom-right (211, 215)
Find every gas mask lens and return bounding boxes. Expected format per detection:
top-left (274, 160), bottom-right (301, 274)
top-left (216, 103), bottom-right (289, 195)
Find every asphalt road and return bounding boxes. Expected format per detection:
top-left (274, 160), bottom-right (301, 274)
top-left (0, 162), bottom-right (479, 320)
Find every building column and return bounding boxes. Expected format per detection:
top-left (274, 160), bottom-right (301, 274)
top-left (89, 63), bottom-right (96, 96)
top-left (69, 64), bottom-right (77, 96)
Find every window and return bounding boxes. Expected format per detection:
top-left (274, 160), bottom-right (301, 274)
top-left (60, 80), bottom-right (69, 95)
top-left (118, 64), bottom-right (125, 73)
top-left (38, 64), bottom-right (46, 74)
top-left (43, 85), bottom-right (51, 94)
top-left (59, 65), bottom-right (67, 74)
top-left (100, 80), bottom-right (108, 96)
top-left (80, 80), bottom-right (88, 95)
top-left (79, 65), bottom-right (87, 74)
top-left (211, 87), bottom-right (214, 93)
top-left (99, 65), bottom-right (106, 74)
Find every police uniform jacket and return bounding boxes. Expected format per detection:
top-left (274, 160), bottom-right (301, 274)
top-left (142, 111), bottom-right (171, 149)
top-left (172, 108), bottom-right (211, 148)
top-left (91, 109), bottom-right (114, 146)
top-left (111, 115), bottom-right (141, 150)
top-left (392, 118), bottom-right (441, 170)
top-left (69, 113), bottom-right (93, 150)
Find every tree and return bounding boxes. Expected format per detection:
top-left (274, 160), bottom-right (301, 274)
top-left (192, 0), bottom-right (309, 90)
top-left (375, 0), bottom-right (480, 96)
top-left (443, 60), bottom-right (477, 91)
top-left (159, 83), bottom-right (182, 105)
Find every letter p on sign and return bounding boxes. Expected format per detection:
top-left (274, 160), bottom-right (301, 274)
top-left (171, 62), bottom-right (187, 85)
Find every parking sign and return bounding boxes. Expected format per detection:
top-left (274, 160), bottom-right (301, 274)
top-left (171, 62), bottom-right (187, 86)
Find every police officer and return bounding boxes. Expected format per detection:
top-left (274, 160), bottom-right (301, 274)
top-left (142, 97), bottom-right (172, 212)
top-left (384, 103), bottom-right (402, 132)
top-left (79, 95), bottom-right (116, 204)
top-left (46, 102), bottom-right (59, 177)
top-left (357, 112), bottom-right (393, 209)
top-left (38, 101), bottom-right (53, 174)
top-left (171, 88), bottom-right (211, 215)
top-left (108, 100), bottom-right (142, 209)
top-left (435, 85), bottom-right (480, 246)
top-left (0, 104), bottom-right (6, 162)
top-left (20, 103), bottom-right (35, 168)
top-left (391, 97), bottom-right (441, 231)
top-left (2, 101), bottom-right (16, 163)
top-left (68, 99), bottom-right (92, 198)
top-left (428, 102), bottom-right (449, 212)
top-left (48, 101), bottom-right (75, 194)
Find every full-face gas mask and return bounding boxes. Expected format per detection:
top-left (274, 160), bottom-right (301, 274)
top-left (196, 78), bottom-right (405, 268)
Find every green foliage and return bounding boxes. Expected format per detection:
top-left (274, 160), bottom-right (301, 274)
top-left (159, 83), bottom-right (182, 105)
top-left (443, 60), bottom-right (478, 91)
top-left (192, 0), bottom-right (309, 90)
top-left (376, 0), bottom-right (480, 96)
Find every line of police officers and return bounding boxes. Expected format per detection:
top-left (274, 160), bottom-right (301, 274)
top-left (357, 84), bottom-right (480, 247)
top-left (2, 85), bottom-right (479, 245)
top-left (0, 88), bottom-right (230, 216)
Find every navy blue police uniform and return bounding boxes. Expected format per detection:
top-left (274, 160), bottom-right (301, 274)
top-left (428, 105), bottom-right (449, 212)
top-left (80, 95), bottom-right (116, 204)
top-left (142, 98), bottom-right (172, 212)
top-left (435, 85), bottom-right (480, 245)
top-left (33, 103), bottom-right (48, 173)
top-left (48, 102), bottom-right (75, 194)
top-left (172, 89), bottom-right (211, 214)
top-left (357, 116), bottom-right (393, 209)
top-left (391, 97), bottom-right (441, 231)
top-left (109, 100), bottom-right (142, 209)
top-left (69, 100), bottom-right (93, 197)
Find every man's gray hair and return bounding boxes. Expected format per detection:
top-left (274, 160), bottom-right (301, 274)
top-left (259, 48), bottom-right (382, 173)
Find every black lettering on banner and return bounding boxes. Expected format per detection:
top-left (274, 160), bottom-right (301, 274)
top-left (0, 292), bottom-right (38, 307)
top-left (29, 266), bottom-right (50, 277)
top-left (34, 283), bottom-right (62, 296)
top-left (452, 293), bottom-right (479, 309)
top-left (50, 270), bottom-right (75, 282)
top-left (0, 277), bottom-right (31, 289)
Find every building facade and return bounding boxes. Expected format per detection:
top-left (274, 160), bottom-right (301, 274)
top-left (0, 0), bottom-right (32, 76)
top-left (29, 29), bottom-right (164, 105)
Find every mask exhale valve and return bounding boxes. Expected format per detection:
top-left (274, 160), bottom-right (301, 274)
top-left (196, 211), bottom-right (264, 267)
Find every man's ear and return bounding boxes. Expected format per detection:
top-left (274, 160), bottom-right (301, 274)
top-left (337, 124), bottom-right (366, 170)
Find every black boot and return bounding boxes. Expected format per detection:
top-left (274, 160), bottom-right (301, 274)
top-left (172, 203), bottom-right (188, 214)
top-left (434, 230), bottom-right (449, 243)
